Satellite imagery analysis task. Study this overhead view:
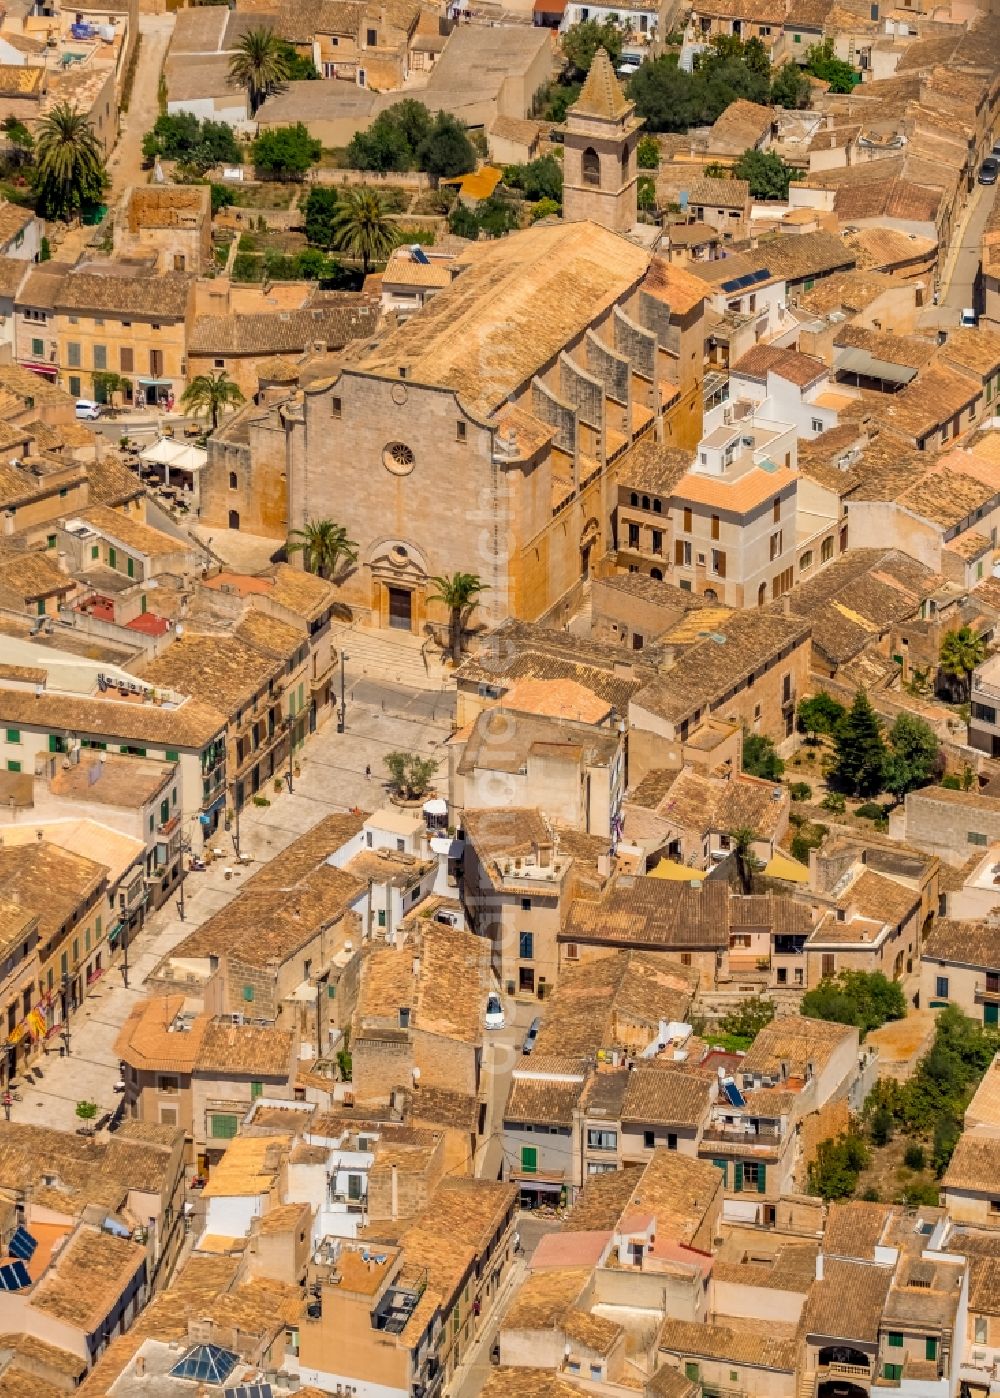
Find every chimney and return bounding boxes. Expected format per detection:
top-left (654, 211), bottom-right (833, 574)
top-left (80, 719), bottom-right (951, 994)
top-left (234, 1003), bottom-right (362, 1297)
top-left (411, 956), bottom-right (420, 979)
top-left (815, 1252), bottom-right (824, 1282)
top-left (597, 853), bottom-right (611, 878)
top-left (135, 1357), bottom-right (146, 1379)
top-left (782, 594), bottom-right (791, 616)
top-left (391, 1163), bottom-right (399, 1222)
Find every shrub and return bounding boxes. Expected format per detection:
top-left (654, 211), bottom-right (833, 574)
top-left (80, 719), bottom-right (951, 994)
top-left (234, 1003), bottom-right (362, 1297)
top-left (821, 791), bottom-right (846, 812)
top-left (855, 802), bottom-right (886, 820)
top-left (809, 1132), bottom-right (870, 1200)
top-left (902, 1180), bottom-right (940, 1207)
top-left (869, 1105), bottom-right (894, 1147)
top-left (802, 969), bottom-right (906, 1037)
top-left (940, 773), bottom-right (962, 790)
top-left (903, 1143), bottom-right (926, 1171)
top-left (789, 781), bottom-right (812, 801)
top-left (742, 732), bottom-right (784, 780)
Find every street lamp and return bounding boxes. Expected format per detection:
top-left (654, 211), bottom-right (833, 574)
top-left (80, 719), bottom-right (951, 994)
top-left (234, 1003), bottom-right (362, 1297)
top-left (338, 652), bottom-right (349, 734)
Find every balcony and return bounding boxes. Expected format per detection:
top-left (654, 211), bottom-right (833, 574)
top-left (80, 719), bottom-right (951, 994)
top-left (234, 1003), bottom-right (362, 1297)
top-left (975, 981), bottom-right (1000, 1004)
top-left (701, 1123), bottom-right (783, 1149)
top-left (819, 1360), bottom-right (871, 1382)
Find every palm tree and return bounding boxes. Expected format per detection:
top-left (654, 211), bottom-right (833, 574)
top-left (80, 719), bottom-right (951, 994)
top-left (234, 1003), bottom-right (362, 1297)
top-left (729, 826), bottom-right (762, 895)
top-left (180, 371), bottom-right (245, 431)
top-left (428, 572), bottom-right (487, 665)
top-left (34, 103), bottom-right (105, 220)
top-left (228, 28), bottom-right (290, 117)
top-left (939, 625), bottom-right (987, 701)
top-left (287, 520), bottom-right (358, 578)
top-left (332, 188), bottom-right (399, 276)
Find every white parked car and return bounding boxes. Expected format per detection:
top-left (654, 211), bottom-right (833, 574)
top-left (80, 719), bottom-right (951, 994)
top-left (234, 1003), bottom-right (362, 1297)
top-left (75, 399), bottom-right (101, 420)
top-left (485, 991), bottom-right (505, 1030)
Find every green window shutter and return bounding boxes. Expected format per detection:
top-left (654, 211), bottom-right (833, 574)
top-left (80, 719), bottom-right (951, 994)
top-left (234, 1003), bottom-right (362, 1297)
top-left (5, 729), bottom-right (18, 744)
top-left (250, 1081), bottom-right (263, 1100)
top-left (210, 1113), bottom-right (239, 1139)
top-left (166, 749), bottom-right (179, 762)
top-left (127, 557), bottom-right (134, 579)
top-left (327, 983), bottom-right (336, 999)
top-left (60, 952), bottom-right (67, 976)
top-left (734, 1161), bottom-right (744, 1191)
top-left (986, 1003), bottom-right (999, 1027)
top-left (160, 798), bottom-right (169, 825)
top-left (712, 1158), bottom-right (728, 1186)
top-left (925, 1337), bottom-right (937, 1361)
top-left (108, 546), bottom-right (116, 569)
top-left (520, 1145), bottom-right (537, 1173)
top-left (758, 1162), bottom-right (767, 1193)
top-left (96, 915), bottom-right (101, 936)
top-left (6, 760), bottom-right (20, 773)
top-left (243, 985), bottom-right (254, 1002)
top-left (90, 544), bottom-right (99, 559)
top-left (48, 734), bottom-right (61, 753)
top-left (684, 1363), bottom-right (700, 1382)
top-left (883, 1365), bottom-right (902, 1382)
top-left (888, 1333), bottom-right (904, 1349)
top-left (140, 594), bottom-right (147, 614)
top-left (37, 599), bottom-right (45, 616)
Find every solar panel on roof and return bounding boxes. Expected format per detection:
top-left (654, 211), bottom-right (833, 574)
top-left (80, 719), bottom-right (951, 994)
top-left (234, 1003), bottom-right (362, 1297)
top-left (723, 1079), bottom-right (746, 1108)
top-left (9, 1226), bottom-right (36, 1261)
top-left (0, 1260), bottom-right (30, 1290)
top-left (225, 1384), bottom-right (272, 1398)
top-left (411, 247), bottom-right (430, 265)
top-left (721, 278), bottom-right (741, 293)
top-left (753, 268), bottom-right (771, 283)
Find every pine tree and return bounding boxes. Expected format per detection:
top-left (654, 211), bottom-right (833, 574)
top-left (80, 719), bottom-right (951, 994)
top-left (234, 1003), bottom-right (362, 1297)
top-left (831, 690), bottom-right (887, 797)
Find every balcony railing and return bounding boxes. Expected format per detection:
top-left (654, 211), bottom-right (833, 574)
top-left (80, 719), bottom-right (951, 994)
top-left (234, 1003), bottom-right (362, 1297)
top-left (975, 982), bottom-right (1000, 1004)
top-left (701, 1123), bottom-right (783, 1144)
top-left (819, 1361), bottom-right (871, 1380)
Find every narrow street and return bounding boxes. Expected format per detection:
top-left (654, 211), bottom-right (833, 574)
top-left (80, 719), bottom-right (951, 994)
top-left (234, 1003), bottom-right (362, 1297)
top-left (53, 13), bottom-right (175, 265)
top-left (921, 177), bottom-right (995, 330)
top-left (10, 676), bottom-right (453, 1134)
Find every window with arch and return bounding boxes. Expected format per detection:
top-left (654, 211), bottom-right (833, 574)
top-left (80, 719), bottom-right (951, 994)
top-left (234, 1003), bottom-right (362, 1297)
top-left (642, 495), bottom-right (650, 510)
top-left (653, 499), bottom-right (662, 513)
top-left (630, 492), bottom-right (638, 506)
top-left (228, 471), bottom-right (238, 490)
top-left (757, 582), bottom-right (766, 607)
top-left (582, 147), bottom-right (600, 186)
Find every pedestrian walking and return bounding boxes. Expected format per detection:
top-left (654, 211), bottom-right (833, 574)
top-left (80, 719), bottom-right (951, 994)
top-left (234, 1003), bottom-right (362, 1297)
top-left (365, 764), bottom-right (372, 780)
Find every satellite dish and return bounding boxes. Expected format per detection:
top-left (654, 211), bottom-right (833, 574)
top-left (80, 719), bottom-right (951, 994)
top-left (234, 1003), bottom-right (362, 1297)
top-left (175, 623), bottom-right (184, 637)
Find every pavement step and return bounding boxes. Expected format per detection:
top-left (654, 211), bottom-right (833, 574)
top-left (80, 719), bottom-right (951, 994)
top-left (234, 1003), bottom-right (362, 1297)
top-left (334, 625), bottom-right (455, 692)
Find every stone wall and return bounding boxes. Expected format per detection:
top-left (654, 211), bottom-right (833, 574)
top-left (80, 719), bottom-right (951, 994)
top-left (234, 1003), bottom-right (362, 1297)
top-left (613, 306), bottom-right (657, 379)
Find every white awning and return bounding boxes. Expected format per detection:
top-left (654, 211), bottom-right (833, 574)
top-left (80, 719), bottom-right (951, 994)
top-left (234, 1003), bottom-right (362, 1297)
top-left (139, 438), bottom-right (208, 472)
top-left (423, 797), bottom-right (448, 816)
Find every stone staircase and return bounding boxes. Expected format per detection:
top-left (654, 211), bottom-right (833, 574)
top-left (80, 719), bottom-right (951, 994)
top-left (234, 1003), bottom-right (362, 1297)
top-left (795, 1366), bottom-right (816, 1398)
top-left (332, 623), bottom-right (455, 692)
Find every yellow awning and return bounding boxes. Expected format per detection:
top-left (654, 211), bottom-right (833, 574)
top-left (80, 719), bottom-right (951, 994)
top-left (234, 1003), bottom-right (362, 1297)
top-left (764, 851), bottom-right (809, 883)
top-left (647, 860), bottom-right (706, 881)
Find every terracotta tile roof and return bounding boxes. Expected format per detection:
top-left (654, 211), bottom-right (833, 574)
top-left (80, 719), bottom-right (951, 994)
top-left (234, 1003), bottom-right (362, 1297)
top-left (534, 950), bottom-right (698, 1058)
top-left (617, 438), bottom-right (691, 494)
top-left (31, 1227), bottom-right (147, 1333)
top-left (785, 548), bottom-right (939, 664)
top-left (358, 222), bottom-right (650, 415)
top-left (195, 1020), bottom-right (294, 1078)
top-left (732, 343), bottom-right (827, 388)
top-left (563, 1308), bottom-right (622, 1355)
top-left (498, 677), bottom-right (612, 724)
top-left (944, 1132), bottom-right (1000, 1193)
top-left (823, 1200), bottom-right (895, 1259)
top-left (135, 630), bottom-right (284, 712)
top-left (563, 877), bottom-right (730, 954)
top-left (941, 326), bottom-right (1000, 379)
top-left (57, 270), bottom-right (194, 320)
top-left (505, 1073), bottom-right (586, 1126)
top-left (630, 610), bottom-right (809, 725)
top-left (969, 1257), bottom-right (1000, 1316)
top-left (0, 686), bottom-right (224, 750)
top-left (564, 1164), bottom-right (643, 1231)
top-left (482, 1371), bottom-right (581, 1398)
top-left (115, 995), bottom-right (209, 1073)
top-left (709, 99), bottom-right (775, 152)
top-left (741, 1014), bottom-right (857, 1078)
top-left (658, 1317), bottom-right (798, 1370)
top-left (0, 842), bottom-right (105, 939)
top-left (626, 1148), bottom-right (722, 1245)
top-left (80, 503), bottom-right (191, 558)
top-left (841, 868), bottom-right (920, 926)
top-left (803, 1256), bottom-right (893, 1341)
top-left (620, 1066), bottom-right (713, 1128)
top-left (463, 806), bottom-right (552, 862)
top-left (503, 1266), bottom-right (591, 1331)
top-left (643, 258), bottom-right (713, 316)
top-left (0, 551), bottom-right (72, 602)
top-left (646, 1367), bottom-right (699, 1398)
top-left (85, 455), bottom-right (142, 507)
top-left (0, 255), bottom-right (28, 300)
top-left (924, 918), bottom-right (1000, 969)
top-left (189, 299), bottom-right (380, 356)
top-left (833, 323), bottom-right (938, 368)
top-left (234, 608), bottom-right (304, 663)
top-left (842, 227), bottom-right (936, 272)
top-left (356, 923), bottom-right (487, 1046)
top-left (685, 176), bottom-right (750, 209)
top-left (458, 620), bottom-right (653, 712)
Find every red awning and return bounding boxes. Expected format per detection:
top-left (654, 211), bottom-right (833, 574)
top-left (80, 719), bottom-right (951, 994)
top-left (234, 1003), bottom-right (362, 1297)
top-left (19, 362), bottom-right (57, 377)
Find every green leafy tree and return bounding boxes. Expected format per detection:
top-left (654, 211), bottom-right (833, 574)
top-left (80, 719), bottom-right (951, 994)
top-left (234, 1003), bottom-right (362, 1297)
top-left (717, 994), bottom-right (774, 1048)
top-left (741, 732), bottom-right (784, 780)
top-left (562, 23), bottom-right (624, 80)
top-left (76, 1099), bottom-right (98, 1121)
top-left (332, 187), bottom-right (399, 274)
top-left (180, 371), bottom-right (245, 431)
top-left (476, 192), bottom-right (520, 237)
top-left (251, 123), bottom-right (321, 178)
top-left (637, 175), bottom-right (656, 212)
top-left (384, 751), bottom-right (439, 800)
top-left (286, 520), bottom-right (358, 578)
top-left (801, 970), bottom-right (906, 1037)
top-left (629, 56), bottom-right (696, 133)
top-left (143, 113), bottom-right (240, 171)
top-left (210, 182), bottom-right (236, 215)
top-left (729, 825), bottom-right (762, 894)
top-left (2, 116), bottom-right (33, 167)
top-left (303, 185), bottom-right (341, 248)
top-left (416, 111), bottom-right (476, 179)
top-left (808, 1132), bottom-right (870, 1200)
top-left (730, 147), bottom-right (802, 200)
top-left (448, 203), bottom-right (480, 239)
top-left (540, 81), bottom-right (582, 123)
top-left (804, 38), bottom-right (858, 93)
top-left (347, 115), bottom-right (412, 172)
top-left (831, 690), bottom-right (886, 797)
top-left (939, 624), bottom-right (986, 701)
top-left (869, 1105), bottom-right (893, 1147)
top-left (504, 154), bottom-right (563, 202)
top-left (428, 572), bottom-right (487, 664)
top-left (530, 197), bottom-right (561, 222)
top-left (276, 39), bottom-right (320, 80)
top-left (39, 235), bottom-right (51, 262)
top-left (770, 60), bottom-right (811, 108)
top-left (797, 690), bottom-right (845, 739)
top-left (637, 134), bottom-right (660, 168)
top-left (34, 102), bottom-right (106, 220)
top-left (228, 26), bottom-right (290, 117)
top-left (882, 712), bottom-right (939, 801)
